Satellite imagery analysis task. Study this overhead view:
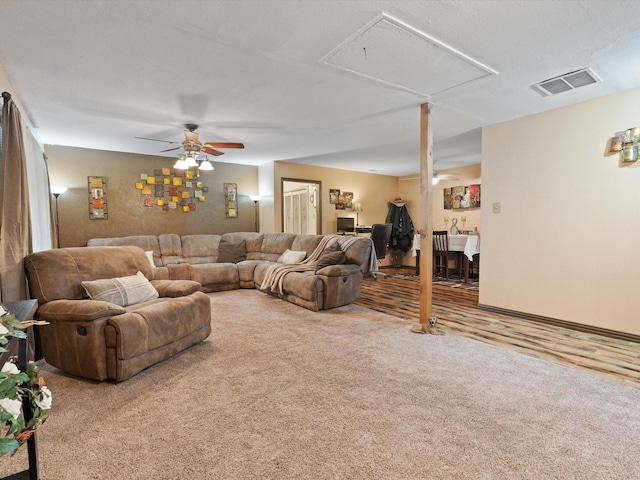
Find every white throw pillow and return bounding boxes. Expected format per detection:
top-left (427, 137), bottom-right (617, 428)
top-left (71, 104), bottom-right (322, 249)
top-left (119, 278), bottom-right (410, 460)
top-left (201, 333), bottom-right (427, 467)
top-left (82, 271), bottom-right (159, 307)
top-left (145, 250), bottom-right (155, 269)
top-left (277, 249), bottom-right (307, 264)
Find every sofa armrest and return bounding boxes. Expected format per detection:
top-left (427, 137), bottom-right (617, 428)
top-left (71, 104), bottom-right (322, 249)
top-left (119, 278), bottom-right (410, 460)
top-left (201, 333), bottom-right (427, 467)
top-left (37, 299), bottom-right (126, 322)
top-left (151, 279), bottom-right (201, 298)
top-left (315, 264), bottom-right (362, 276)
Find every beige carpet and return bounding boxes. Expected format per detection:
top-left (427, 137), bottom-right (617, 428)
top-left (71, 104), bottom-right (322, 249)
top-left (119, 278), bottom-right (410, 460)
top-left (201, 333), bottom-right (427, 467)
top-left (2, 290), bottom-right (639, 479)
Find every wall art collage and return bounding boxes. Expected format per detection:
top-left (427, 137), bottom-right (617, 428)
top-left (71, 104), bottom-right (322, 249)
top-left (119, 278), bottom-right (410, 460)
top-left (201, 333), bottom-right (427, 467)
top-left (443, 184), bottom-right (481, 210)
top-left (329, 188), bottom-right (353, 210)
top-left (88, 176), bottom-right (107, 219)
top-left (135, 167), bottom-right (208, 213)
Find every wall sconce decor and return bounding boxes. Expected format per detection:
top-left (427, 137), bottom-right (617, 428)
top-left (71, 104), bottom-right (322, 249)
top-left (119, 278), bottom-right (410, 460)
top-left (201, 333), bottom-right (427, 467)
top-left (88, 176), bottom-right (108, 219)
top-left (136, 167), bottom-right (208, 212)
top-left (610, 127), bottom-right (640, 162)
top-left (224, 183), bottom-right (238, 218)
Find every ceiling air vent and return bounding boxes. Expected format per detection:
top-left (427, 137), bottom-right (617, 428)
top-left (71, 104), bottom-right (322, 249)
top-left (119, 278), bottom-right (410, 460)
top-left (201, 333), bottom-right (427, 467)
top-left (533, 68), bottom-right (601, 96)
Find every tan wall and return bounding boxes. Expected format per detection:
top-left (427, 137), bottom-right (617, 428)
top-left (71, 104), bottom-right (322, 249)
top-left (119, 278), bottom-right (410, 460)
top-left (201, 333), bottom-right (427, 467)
top-left (433, 164), bottom-right (482, 233)
top-left (270, 162), bottom-right (400, 265)
top-left (395, 164), bottom-right (481, 268)
top-left (46, 146), bottom-right (259, 247)
top-left (480, 87), bottom-right (640, 336)
top-left (271, 162), bottom-right (399, 234)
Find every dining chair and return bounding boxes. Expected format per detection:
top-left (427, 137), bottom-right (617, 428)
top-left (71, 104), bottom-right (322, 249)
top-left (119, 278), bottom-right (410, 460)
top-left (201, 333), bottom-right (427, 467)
top-left (432, 230), bottom-right (461, 280)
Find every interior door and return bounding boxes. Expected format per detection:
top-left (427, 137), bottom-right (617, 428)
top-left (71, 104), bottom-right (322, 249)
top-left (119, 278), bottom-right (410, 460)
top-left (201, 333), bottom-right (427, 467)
top-left (282, 179), bottom-right (320, 234)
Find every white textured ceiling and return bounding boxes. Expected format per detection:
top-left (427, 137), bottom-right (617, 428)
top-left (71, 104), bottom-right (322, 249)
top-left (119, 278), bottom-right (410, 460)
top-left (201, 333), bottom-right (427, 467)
top-left (1, 0), bottom-right (640, 177)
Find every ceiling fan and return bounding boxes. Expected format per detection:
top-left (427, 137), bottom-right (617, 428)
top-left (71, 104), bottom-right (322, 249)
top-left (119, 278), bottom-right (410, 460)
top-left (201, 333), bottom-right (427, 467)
top-left (135, 123), bottom-right (244, 157)
top-left (433, 172), bottom-right (460, 184)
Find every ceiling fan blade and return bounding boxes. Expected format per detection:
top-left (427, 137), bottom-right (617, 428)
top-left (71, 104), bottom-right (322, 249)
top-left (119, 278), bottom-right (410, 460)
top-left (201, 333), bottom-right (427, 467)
top-left (135, 136), bottom-right (181, 145)
top-left (203, 142), bottom-right (244, 149)
top-left (201, 145), bottom-right (225, 156)
top-left (160, 146), bottom-right (182, 152)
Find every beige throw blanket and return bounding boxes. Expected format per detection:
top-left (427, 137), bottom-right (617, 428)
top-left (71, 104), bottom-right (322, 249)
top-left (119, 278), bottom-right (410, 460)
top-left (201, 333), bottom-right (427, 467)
top-left (260, 235), bottom-right (377, 295)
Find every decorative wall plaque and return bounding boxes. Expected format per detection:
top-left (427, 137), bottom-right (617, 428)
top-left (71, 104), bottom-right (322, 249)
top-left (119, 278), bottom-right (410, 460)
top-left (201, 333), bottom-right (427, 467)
top-left (88, 176), bottom-right (107, 219)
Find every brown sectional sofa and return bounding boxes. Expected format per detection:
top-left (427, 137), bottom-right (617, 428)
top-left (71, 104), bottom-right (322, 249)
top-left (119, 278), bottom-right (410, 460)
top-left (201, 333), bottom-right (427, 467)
top-left (87, 232), bottom-right (376, 312)
top-left (24, 246), bottom-right (212, 382)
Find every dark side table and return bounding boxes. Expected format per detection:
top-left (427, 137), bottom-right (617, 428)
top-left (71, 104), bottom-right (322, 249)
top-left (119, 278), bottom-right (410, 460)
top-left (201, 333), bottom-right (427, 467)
top-left (2, 299), bottom-right (40, 480)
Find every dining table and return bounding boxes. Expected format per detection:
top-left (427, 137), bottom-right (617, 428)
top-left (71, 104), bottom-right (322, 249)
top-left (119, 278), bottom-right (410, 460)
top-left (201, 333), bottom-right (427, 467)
top-left (412, 233), bottom-right (480, 282)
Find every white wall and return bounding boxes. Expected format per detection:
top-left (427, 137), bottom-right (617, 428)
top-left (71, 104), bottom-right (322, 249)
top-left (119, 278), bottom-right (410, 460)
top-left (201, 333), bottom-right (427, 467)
top-left (480, 87), bottom-right (640, 336)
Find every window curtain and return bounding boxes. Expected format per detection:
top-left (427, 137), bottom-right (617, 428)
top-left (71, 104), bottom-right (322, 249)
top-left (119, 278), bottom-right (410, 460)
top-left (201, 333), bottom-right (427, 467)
top-left (24, 132), bottom-right (54, 251)
top-left (0, 91), bottom-right (32, 301)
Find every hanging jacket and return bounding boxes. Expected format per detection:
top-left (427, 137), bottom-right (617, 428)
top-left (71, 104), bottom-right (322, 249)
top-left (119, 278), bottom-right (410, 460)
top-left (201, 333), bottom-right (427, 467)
top-left (386, 204), bottom-right (414, 252)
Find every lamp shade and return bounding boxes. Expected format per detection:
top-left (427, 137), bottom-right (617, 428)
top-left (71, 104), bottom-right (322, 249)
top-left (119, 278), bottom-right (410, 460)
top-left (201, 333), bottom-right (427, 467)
top-left (185, 156), bottom-right (198, 167)
top-left (199, 160), bottom-right (214, 171)
top-left (249, 194), bottom-right (262, 202)
top-left (173, 158), bottom-right (188, 170)
top-left (51, 185), bottom-right (68, 196)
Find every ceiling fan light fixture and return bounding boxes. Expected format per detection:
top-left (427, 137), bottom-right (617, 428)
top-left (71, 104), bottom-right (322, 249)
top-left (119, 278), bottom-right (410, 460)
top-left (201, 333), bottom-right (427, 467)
top-left (174, 158), bottom-right (188, 170)
top-left (199, 160), bottom-right (214, 171)
top-left (432, 176), bottom-right (440, 185)
top-left (185, 155), bottom-right (198, 167)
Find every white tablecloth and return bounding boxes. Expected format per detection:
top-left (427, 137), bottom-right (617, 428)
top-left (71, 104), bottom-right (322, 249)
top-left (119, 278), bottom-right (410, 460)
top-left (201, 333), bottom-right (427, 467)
top-left (412, 233), bottom-right (480, 261)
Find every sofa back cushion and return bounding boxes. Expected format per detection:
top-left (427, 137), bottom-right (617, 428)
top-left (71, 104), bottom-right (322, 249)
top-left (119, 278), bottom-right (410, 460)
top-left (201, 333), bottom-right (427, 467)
top-left (216, 238), bottom-right (246, 263)
top-left (221, 232), bottom-right (264, 260)
top-left (158, 234), bottom-right (184, 265)
top-left (87, 235), bottom-right (162, 266)
top-left (24, 246), bottom-right (155, 304)
top-left (290, 235), bottom-right (324, 257)
top-left (260, 233), bottom-right (297, 262)
top-left (180, 235), bottom-right (220, 264)
top-left (336, 236), bottom-right (374, 273)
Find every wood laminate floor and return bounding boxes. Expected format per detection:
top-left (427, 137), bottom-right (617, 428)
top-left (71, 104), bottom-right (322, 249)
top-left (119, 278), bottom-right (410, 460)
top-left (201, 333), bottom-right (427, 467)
top-left (356, 267), bottom-right (640, 389)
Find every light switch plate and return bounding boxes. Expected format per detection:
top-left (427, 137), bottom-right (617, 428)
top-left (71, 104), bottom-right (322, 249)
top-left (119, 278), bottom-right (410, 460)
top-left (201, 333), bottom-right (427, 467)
top-left (492, 202), bottom-right (501, 213)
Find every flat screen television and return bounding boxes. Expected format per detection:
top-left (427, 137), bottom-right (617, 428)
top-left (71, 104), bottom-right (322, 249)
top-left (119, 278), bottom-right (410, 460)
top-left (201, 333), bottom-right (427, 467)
top-left (336, 217), bottom-right (355, 233)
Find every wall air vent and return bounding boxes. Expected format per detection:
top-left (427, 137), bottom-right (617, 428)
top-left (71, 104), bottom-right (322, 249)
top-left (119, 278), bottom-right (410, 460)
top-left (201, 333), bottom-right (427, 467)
top-left (533, 68), bottom-right (601, 96)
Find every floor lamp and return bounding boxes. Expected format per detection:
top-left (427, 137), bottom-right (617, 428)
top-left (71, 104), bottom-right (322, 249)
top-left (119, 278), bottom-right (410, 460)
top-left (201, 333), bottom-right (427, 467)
top-left (51, 186), bottom-right (68, 247)
top-left (249, 195), bottom-right (261, 232)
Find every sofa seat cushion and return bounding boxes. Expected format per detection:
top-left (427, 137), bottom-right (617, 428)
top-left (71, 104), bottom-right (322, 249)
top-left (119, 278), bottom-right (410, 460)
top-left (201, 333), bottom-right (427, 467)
top-left (151, 279), bottom-right (201, 298)
top-left (237, 260), bottom-right (269, 288)
top-left (190, 263), bottom-right (239, 292)
top-left (254, 263), bottom-right (323, 302)
top-left (82, 271), bottom-right (159, 307)
top-left (105, 292), bottom-right (211, 360)
top-left (279, 270), bottom-right (323, 300)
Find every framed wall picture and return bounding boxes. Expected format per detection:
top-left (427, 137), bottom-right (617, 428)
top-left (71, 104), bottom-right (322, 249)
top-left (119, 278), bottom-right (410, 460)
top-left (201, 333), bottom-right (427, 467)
top-left (88, 176), bottom-right (108, 219)
top-left (224, 182), bottom-right (238, 218)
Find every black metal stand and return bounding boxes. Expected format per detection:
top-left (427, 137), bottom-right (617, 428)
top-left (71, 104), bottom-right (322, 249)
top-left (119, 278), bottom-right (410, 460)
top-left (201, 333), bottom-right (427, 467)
top-left (2, 300), bottom-right (39, 480)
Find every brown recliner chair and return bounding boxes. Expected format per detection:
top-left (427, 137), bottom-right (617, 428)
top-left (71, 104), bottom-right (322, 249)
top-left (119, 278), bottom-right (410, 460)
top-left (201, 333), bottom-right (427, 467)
top-left (24, 245), bottom-right (212, 382)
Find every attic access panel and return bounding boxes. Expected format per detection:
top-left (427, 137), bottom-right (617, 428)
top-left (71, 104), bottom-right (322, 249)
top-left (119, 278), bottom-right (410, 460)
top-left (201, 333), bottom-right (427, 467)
top-left (320, 12), bottom-right (499, 96)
